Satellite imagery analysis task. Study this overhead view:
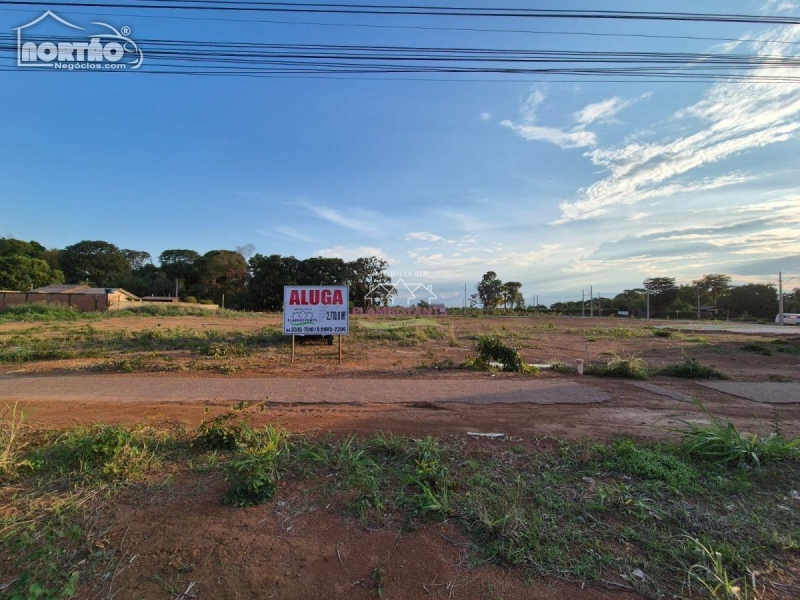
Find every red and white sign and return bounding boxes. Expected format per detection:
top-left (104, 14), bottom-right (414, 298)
top-left (283, 285), bottom-right (349, 335)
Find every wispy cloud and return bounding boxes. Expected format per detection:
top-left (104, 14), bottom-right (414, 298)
top-left (405, 231), bottom-right (445, 242)
top-left (555, 24), bottom-right (800, 223)
top-left (500, 121), bottom-right (597, 149)
top-left (315, 245), bottom-right (393, 262)
top-left (256, 226), bottom-right (317, 243)
top-left (296, 200), bottom-right (380, 236)
top-left (480, 112), bottom-right (492, 121)
top-left (500, 87), bottom-right (597, 149)
top-left (574, 93), bottom-right (650, 126)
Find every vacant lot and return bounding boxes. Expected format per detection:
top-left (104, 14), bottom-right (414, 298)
top-left (1, 307), bottom-right (799, 599)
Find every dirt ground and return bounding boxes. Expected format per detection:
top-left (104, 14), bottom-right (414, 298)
top-left (2, 314), bottom-right (800, 599)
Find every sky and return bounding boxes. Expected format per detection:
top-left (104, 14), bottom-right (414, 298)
top-left (2, 1), bottom-right (800, 306)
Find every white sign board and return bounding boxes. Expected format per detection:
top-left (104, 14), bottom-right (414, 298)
top-left (283, 285), bottom-right (349, 335)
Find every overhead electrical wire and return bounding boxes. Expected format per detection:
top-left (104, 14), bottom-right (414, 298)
top-left (4, 2), bottom-right (800, 80)
top-left (3, 5), bottom-right (800, 48)
top-left (4, 37), bottom-right (800, 81)
top-left (3, 1), bottom-right (800, 25)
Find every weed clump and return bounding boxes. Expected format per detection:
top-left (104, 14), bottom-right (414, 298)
top-left (475, 335), bottom-right (535, 373)
top-left (660, 357), bottom-right (726, 379)
top-left (675, 403), bottom-right (799, 467)
top-left (586, 353), bottom-right (649, 380)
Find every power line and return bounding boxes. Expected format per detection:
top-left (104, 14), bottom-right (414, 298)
top-left (3, 2), bottom-right (800, 26)
top-left (4, 5), bottom-right (800, 49)
top-left (7, 35), bottom-right (800, 81)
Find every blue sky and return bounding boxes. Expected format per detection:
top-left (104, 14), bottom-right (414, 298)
top-left (2, 1), bottom-right (799, 305)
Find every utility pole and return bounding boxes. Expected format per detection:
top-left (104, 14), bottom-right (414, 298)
top-left (778, 272), bottom-right (784, 325)
top-left (464, 283), bottom-right (467, 309)
top-left (697, 286), bottom-right (701, 321)
top-left (582, 289), bottom-right (585, 318)
top-left (175, 278), bottom-right (179, 299)
top-left (590, 285), bottom-right (594, 318)
top-left (646, 291), bottom-right (650, 320)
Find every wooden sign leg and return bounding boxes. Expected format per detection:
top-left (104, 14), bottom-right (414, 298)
top-left (291, 335), bottom-right (296, 364)
top-left (338, 335), bottom-right (343, 364)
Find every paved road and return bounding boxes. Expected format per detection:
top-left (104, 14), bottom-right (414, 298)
top-left (655, 322), bottom-right (800, 335)
top-left (696, 382), bottom-right (800, 404)
top-left (0, 375), bottom-right (611, 405)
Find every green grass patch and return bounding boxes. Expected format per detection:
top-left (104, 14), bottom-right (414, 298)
top-left (660, 357), bottom-right (727, 379)
top-left (2, 406), bottom-right (800, 599)
top-left (0, 326), bottom-right (284, 364)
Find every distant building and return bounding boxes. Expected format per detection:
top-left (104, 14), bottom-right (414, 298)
top-left (0, 285), bottom-right (140, 312)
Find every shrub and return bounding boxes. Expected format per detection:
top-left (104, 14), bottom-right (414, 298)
top-left (183, 296), bottom-right (198, 304)
top-left (653, 329), bottom-right (672, 338)
top-left (475, 335), bottom-right (534, 373)
top-left (224, 453), bottom-right (279, 507)
top-left (223, 424), bottom-right (290, 507)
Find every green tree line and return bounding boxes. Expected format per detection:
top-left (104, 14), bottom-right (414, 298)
top-left (0, 238), bottom-right (392, 310)
top-left (474, 271), bottom-right (796, 320)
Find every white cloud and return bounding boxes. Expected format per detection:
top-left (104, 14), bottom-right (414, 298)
top-left (315, 245), bottom-right (393, 262)
top-left (296, 201), bottom-right (379, 236)
top-left (521, 87), bottom-right (547, 122)
top-left (500, 87), bottom-right (598, 149)
top-left (405, 232), bottom-right (445, 242)
top-left (500, 120), bottom-right (597, 149)
top-left (480, 112), bottom-right (492, 121)
top-left (556, 24), bottom-right (800, 223)
top-left (574, 97), bottom-right (633, 126)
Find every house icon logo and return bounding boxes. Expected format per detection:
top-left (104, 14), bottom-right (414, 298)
top-left (14, 11), bottom-right (143, 70)
top-left (365, 278), bottom-right (438, 306)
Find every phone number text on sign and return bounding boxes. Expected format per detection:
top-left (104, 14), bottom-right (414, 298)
top-left (283, 286), bottom-right (349, 335)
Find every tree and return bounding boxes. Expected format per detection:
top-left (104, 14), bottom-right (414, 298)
top-left (502, 281), bottom-right (524, 309)
top-left (785, 288), bottom-right (800, 313)
top-left (158, 250), bottom-right (200, 280)
top-left (158, 249), bottom-right (200, 296)
top-left (477, 271), bottom-right (504, 309)
top-left (692, 274), bottom-right (731, 305)
top-left (249, 253), bottom-right (291, 311)
top-left (194, 250), bottom-right (250, 306)
top-left (122, 249), bottom-right (152, 271)
top-left (236, 244), bottom-right (256, 261)
top-left (0, 238), bottom-right (46, 259)
top-left (0, 256), bottom-right (64, 290)
top-left (643, 277), bottom-right (678, 316)
top-left (612, 288), bottom-right (646, 314)
top-left (348, 257), bottom-right (392, 308)
top-left (59, 241), bottom-right (130, 286)
top-left (718, 284), bottom-right (777, 319)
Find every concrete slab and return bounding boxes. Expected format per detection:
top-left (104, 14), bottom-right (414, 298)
top-left (0, 375), bottom-right (612, 406)
top-left (695, 381), bottom-right (800, 404)
top-left (626, 382), bottom-right (693, 402)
